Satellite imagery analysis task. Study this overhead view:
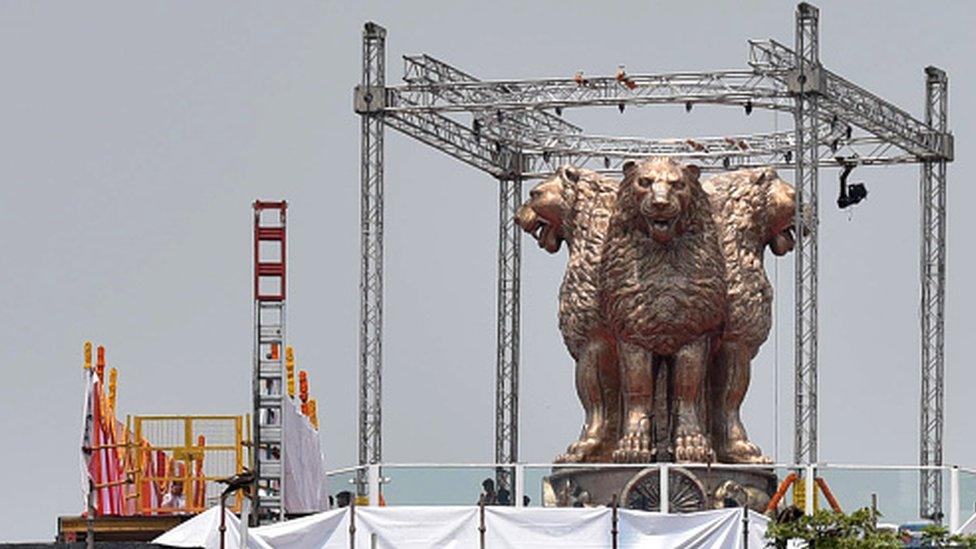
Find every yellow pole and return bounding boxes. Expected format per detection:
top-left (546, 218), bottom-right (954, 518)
top-left (308, 399), bottom-right (319, 430)
top-left (84, 341), bottom-right (92, 370)
top-left (234, 416), bottom-right (243, 511)
top-left (108, 368), bottom-right (118, 413)
top-left (285, 346), bottom-right (296, 398)
top-left (184, 417), bottom-right (193, 510)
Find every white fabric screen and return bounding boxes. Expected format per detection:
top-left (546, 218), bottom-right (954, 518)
top-left (485, 507), bottom-right (612, 548)
top-left (155, 505), bottom-right (769, 549)
top-left (618, 508), bottom-right (768, 548)
top-left (282, 398), bottom-right (330, 513)
top-left (153, 506), bottom-right (272, 549)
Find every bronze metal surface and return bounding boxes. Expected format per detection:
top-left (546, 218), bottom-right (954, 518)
top-left (517, 159), bottom-right (796, 465)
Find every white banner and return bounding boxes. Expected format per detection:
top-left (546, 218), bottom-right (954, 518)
top-left (153, 506), bottom-right (271, 549)
top-left (282, 398), bottom-right (330, 513)
top-left (355, 506), bottom-right (480, 549)
top-left (618, 508), bottom-right (769, 549)
top-left (155, 505), bottom-right (769, 549)
top-left (253, 507), bottom-right (348, 549)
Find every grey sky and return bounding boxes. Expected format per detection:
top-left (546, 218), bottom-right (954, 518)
top-left (1, 0), bottom-right (972, 541)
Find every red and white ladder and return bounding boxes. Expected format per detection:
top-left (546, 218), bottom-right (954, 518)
top-left (253, 200), bottom-right (287, 523)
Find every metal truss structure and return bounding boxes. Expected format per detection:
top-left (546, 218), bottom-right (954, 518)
top-left (920, 66), bottom-right (949, 520)
top-left (790, 0), bottom-right (822, 477)
top-left (353, 3), bottom-right (952, 515)
top-left (357, 22), bottom-right (385, 496)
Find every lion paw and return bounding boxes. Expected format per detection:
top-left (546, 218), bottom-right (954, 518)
top-left (556, 438), bottom-right (604, 463)
top-left (674, 432), bottom-right (714, 463)
top-left (722, 439), bottom-right (771, 464)
top-left (612, 432), bottom-right (653, 463)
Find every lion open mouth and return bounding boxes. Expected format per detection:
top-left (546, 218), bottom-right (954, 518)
top-left (534, 219), bottom-right (562, 252)
top-left (770, 225), bottom-right (796, 256)
top-left (645, 216), bottom-right (678, 243)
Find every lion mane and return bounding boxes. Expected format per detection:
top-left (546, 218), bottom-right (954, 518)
top-left (702, 167), bottom-right (794, 350)
top-left (601, 157), bottom-right (727, 355)
top-left (552, 167), bottom-right (619, 358)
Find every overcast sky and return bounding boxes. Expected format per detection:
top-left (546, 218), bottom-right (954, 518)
top-left (1, 0), bottom-right (973, 541)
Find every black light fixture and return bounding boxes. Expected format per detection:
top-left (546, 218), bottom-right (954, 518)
top-left (555, 106), bottom-right (563, 116)
top-left (784, 150), bottom-right (793, 163)
top-left (744, 100), bottom-right (753, 115)
top-left (618, 103), bottom-right (625, 113)
top-left (685, 101), bottom-right (693, 112)
top-left (836, 157), bottom-right (868, 209)
top-left (604, 156), bottom-right (611, 169)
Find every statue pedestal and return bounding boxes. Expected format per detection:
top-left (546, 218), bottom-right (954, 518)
top-left (542, 465), bottom-right (778, 513)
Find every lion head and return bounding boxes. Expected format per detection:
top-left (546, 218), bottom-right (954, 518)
top-left (618, 157), bottom-right (705, 244)
top-left (515, 165), bottom-right (583, 253)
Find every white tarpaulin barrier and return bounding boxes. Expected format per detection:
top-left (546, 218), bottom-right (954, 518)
top-left (282, 398), bottom-right (330, 513)
top-left (355, 507), bottom-right (481, 548)
top-left (618, 508), bottom-right (768, 548)
top-left (485, 507), bottom-right (611, 547)
top-left (252, 508), bottom-right (348, 549)
top-left (152, 506), bottom-right (271, 549)
top-left (156, 506), bottom-right (768, 548)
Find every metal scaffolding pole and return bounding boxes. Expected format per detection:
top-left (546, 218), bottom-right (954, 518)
top-left (920, 66), bottom-right (948, 521)
top-left (495, 172), bottom-right (522, 494)
top-left (355, 21), bottom-right (386, 496)
top-left (792, 2), bottom-right (820, 465)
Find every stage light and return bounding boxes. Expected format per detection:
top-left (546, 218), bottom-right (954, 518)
top-left (836, 158), bottom-right (868, 209)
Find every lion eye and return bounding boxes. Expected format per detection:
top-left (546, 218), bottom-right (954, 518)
top-left (638, 178), bottom-right (653, 188)
top-left (673, 180), bottom-right (685, 189)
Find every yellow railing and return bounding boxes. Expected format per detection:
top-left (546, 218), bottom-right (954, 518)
top-left (131, 414), bottom-right (249, 515)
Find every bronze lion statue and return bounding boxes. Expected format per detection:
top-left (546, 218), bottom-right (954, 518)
top-left (514, 165), bottom-right (621, 463)
top-left (601, 157), bottom-right (727, 463)
top-left (518, 160), bottom-right (796, 464)
top-left (703, 167), bottom-right (796, 463)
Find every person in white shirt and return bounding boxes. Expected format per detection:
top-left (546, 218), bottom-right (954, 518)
top-left (161, 462), bottom-right (186, 510)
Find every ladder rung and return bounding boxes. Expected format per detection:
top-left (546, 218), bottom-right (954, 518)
top-left (259, 463), bottom-right (282, 477)
top-left (257, 263), bottom-right (284, 276)
top-left (256, 227), bottom-right (285, 241)
top-left (260, 427), bottom-right (282, 442)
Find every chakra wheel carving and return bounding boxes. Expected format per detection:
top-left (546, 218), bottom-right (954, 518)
top-left (621, 467), bottom-right (708, 513)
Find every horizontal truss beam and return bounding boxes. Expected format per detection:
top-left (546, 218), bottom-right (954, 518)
top-left (749, 39), bottom-right (952, 161)
top-left (371, 49), bottom-right (949, 178)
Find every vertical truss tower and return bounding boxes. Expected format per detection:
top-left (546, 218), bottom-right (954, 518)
top-left (495, 172), bottom-right (522, 491)
top-left (252, 200), bottom-right (288, 523)
top-left (920, 66), bottom-right (949, 520)
top-left (356, 22), bottom-right (386, 497)
top-left (791, 1), bottom-right (821, 466)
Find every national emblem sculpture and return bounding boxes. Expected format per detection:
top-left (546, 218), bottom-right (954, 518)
top-left (516, 158), bottom-right (797, 467)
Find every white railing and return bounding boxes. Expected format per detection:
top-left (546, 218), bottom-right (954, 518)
top-left (325, 462), bottom-right (974, 531)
